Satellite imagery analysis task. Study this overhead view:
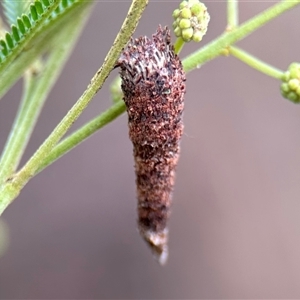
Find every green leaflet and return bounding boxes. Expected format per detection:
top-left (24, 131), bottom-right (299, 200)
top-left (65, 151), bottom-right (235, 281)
top-left (0, 0), bottom-right (90, 99)
top-left (0, 0), bottom-right (79, 71)
top-left (0, 0), bottom-right (60, 71)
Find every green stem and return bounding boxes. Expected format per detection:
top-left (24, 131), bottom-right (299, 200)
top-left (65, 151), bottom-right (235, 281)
top-left (36, 100), bottom-right (126, 175)
top-left (0, 181), bottom-right (21, 216)
top-left (0, 12), bottom-right (88, 186)
top-left (227, 0), bottom-right (238, 29)
top-left (183, 0), bottom-right (299, 73)
top-left (5, 0), bottom-right (147, 196)
top-left (0, 6), bottom-right (92, 215)
top-left (0, 72), bottom-right (36, 185)
top-left (229, 45), bottom-right (284, 79)
top-left (110, 76), bottom-right (123, 103)
top-left (174, 37), bottom-right (185, 55)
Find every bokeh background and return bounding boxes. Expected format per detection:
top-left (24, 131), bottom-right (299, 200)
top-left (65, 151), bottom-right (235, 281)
top-left (1, 1), bottom-right (300, 298)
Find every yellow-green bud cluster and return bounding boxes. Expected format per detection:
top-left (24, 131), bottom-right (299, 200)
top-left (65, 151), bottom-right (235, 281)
top-left (281, 63), bottom-right (300, 103)
top-left (172, 0), bottom-right (210, 42)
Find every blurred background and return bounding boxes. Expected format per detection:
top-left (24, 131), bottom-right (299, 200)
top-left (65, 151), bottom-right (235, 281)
top-left (1, 1), bottom-right (300, 298)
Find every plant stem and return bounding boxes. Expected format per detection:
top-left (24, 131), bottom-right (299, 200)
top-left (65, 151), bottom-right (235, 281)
top-left (183, 0), bottom-right (299, 73)
top-left (110, 76), bottom-right (123, 103)
top-left (174, 37), bottom-right (185, 55)
top-left (0, 11), bottom-right (89, 186)
top-left (0, 6), bottom-right (92, 215)
top-left (227, 0), bottom-right (238, 30)
top-left (229, 45), bottom-right (284, 79)
top-left (36, 100), bottom-right (126, 175)
top-left (0, 72), bottom-right (36, 185)
top-left (0, 0), bottom-right (148, 215)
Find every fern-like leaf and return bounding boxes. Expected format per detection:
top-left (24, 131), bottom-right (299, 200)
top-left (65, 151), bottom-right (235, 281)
top-left (0, 0), bottom-right (60, 72)
top-left (0, 0), bottom-right (92, 98)
top-left (2, 0), bottom-right (32, 26)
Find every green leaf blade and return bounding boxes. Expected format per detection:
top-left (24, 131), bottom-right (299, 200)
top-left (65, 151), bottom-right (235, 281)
top-left (17, 18), bottom-right (26, 34)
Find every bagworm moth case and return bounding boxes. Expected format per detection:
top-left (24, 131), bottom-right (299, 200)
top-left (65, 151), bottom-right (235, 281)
top-left (117, 26), bottom-right (186, 264)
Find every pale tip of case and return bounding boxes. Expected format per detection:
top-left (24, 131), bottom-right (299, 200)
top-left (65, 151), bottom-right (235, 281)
top-left (140, 228), bottom-right (169, 265)
top-left (157, 245), bottom-right (169, 265)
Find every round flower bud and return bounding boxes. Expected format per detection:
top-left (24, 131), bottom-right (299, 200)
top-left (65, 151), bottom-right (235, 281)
top-left (179, 18), bottom-right (191, 29)
top-left (280, 62), bottom-right (300, 103)
top-left (192, 31), bottom-right (203, 42)
top-left (288, 78), bottom-right (300, 90)
top-left (281, 82), bottom-right (289, 93)
top-left (290, 65), bottom-right (300, 79)
top-left (174, 26), bottom-right (181, 37)
top-left (182, 28), bottom-right (193, 41)
top-left (179, 1), bottom-right (188, 9)
top-left (191, 3), bottom-right (202, 15)
top-left (173, 9), bottom-right (180, 19)
top-left (287, 91), bottom-right (298, 103)
top-left (172, 0), bottom-right (210, 43)
top-left (181, 7), bottom-right (192, 19)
